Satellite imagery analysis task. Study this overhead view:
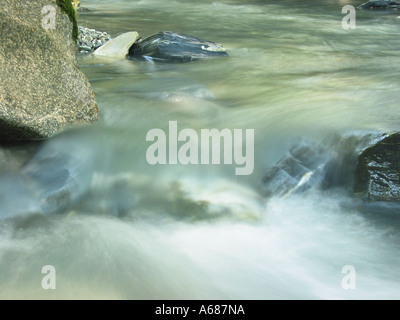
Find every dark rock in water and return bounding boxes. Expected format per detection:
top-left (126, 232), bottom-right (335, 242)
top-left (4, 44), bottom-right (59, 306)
top-left (128, 31), bottom-right (228, 63)
top-left (319, 133), bottom-right (384, 190)
top-left (260, 141), bottom-right (331, 198)
top-left (354, 133), bottom-right (400, 202)
top-left (261, 132), bottom-right (400, 218)
top-left (260, 134), bottom-right (386, 199)
top-left (359, 0), bottom-right (400, 9)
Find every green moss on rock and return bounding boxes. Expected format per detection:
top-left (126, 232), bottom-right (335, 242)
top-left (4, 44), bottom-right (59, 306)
top-left (56, 0), bottom-right (78, 40)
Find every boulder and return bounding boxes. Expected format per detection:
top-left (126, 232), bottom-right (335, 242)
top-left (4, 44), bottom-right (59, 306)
top-left (354, 133), bottom-right (400, 202)
top-left (128, 31), bottom-right (228, 63)
top-left (0, 0), bottom-right (98, 142)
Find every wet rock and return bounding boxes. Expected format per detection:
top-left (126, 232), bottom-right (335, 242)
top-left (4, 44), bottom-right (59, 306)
top-left (260, 134), bottom-right (386, 199)
top-left (359, 0), bottom-right (400, 9)
top-left (260, 140), bottom-right (332, 198)
top-left (128, 31), bottom-right (228, 63)
top-left (260, 132), bottom-right (400, 217)
top-left (354, 133), bottom-right (400, 202)
top-left (318, 133), bottom-right (386, 190)
top-left (0, 0), bottom-right (98, 142)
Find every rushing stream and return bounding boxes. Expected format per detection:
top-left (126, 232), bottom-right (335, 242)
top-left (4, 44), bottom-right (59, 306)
top-left (1, 0), bottom-right (400, 299)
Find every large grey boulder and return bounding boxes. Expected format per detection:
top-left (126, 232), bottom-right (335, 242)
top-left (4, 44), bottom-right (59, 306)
top-left (0, 0), bottom-right (98, 142)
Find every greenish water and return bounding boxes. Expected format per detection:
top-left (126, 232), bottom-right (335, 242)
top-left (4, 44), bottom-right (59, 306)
top-left (79, 0), bottom-right (400, 170)
top-left (1, 0), bottom-right (400, 299)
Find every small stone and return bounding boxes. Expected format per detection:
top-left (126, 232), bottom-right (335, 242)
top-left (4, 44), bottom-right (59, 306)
top-left (93, 31), bottom-right (139, 58)
top-left (77, 26), bottom-right (112, 53)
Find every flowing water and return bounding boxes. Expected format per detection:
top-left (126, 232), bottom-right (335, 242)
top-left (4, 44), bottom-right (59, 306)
top-left (1, 0), bottom-right (400, 299)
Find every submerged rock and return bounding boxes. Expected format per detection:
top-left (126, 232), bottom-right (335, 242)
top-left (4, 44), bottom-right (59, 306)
top-left (128, 31), bottom-right (228, 63)
top-left (260, 140), bottom-right (331, 198)
top-left (20, 132), bottom-right (100, 215)
top-left (359, 0), bottom-right (400, 9)
top-left (0, 131), bottom-right (103, 220)
top-left (260, 133), bottom-right (400, 217)
top-left (0, 173), bottom-right (41, 219)
top-left (0, 0), bottom-right (98, 142)
top-left (83, 173), bottom-right (265, 221)
top-left (354, 133), bottom-right (400, 202)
